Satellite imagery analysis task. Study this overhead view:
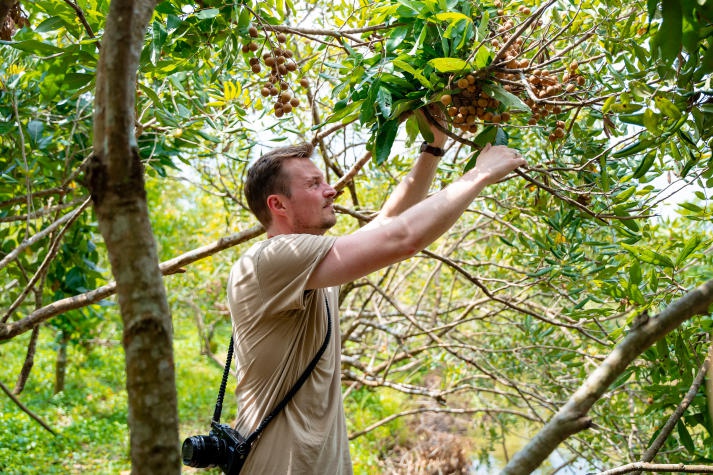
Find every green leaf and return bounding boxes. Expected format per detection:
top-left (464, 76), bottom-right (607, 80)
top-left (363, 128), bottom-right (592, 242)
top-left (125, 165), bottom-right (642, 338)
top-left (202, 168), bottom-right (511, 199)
top-left (629, 261), bottom-right (642, 285)
top-left (326, 99), bottom-right (363, 124)
top-left (433, 12), bottom-right (471, 23)
top-left (35, 17), bottom-right (68, 33)
top-left (676, 236), bottom-right (702, 266)
top-left (657, 0), bottom-right (682, 64)
top-left (62, 73), bottom-right (94, 90)
top-left (654, 96), bottom-right (682, 121)
top-left (642, 109), bottom-right (660, 134)
top-left (621, 243), bottom-right (674, 268)
top-left (373, 119), bottom-right (400, 165)
top-left (415, 110), bottom-right (434, 143)
top-left (527, 266), bottom-right (554, 277)
top-left (392, 58), bottom-right (432, 88)
top-left (613, 186), bottom-right (637, 203)
top-left (613, 138), bottom-right (652, 158)
top-left (677, 202), bottom-right (703, 212)
top-left (677, 420), bottom-right (695, 453)
top-left (632, 150), bottom-right (657, 179)
top-left (376, 87), bottom-right (391, 117)
top-left (618, 113), bottom-right (645, 126)
top-left (427, 57), bottom-right (469, 73)
top-left (195, 8), bottom-right (220, 19)
top-left (481, 83), bottom-right (530, 111)
top-left (386, 25), bottom-right (410, 52)
top-left (7, 40), bottom-right (63, 55)
top-left (472, 126), bottom-right (497, 147)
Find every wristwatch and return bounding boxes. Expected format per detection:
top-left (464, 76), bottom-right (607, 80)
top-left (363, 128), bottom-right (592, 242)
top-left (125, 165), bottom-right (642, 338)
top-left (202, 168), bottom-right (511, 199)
top-left (420, 142), bottom-right (445, 156)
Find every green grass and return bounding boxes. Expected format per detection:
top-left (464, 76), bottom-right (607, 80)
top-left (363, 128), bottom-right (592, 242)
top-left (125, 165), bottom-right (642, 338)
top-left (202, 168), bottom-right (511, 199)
top-left (0, 311), bottom-right (234, 474)
top-left (0, 308), bottom-right (412, 474)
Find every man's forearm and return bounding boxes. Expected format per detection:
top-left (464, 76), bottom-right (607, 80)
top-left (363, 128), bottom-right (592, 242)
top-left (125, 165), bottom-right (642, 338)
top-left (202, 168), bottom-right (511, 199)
top-left (377, 146), bottom-right (443, 219)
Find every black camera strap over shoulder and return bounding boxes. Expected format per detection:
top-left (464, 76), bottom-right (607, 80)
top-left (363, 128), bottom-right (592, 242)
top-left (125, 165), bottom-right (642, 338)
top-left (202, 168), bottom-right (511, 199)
top-left (212, 295), bottom-right (333, 448)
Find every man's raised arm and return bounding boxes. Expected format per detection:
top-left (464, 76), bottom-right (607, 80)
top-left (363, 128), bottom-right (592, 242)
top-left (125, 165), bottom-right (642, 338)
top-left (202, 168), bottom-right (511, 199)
top-left (367, 109), bottom-right (448, 224)
top-left (306, 143), bottom-right (526, 290)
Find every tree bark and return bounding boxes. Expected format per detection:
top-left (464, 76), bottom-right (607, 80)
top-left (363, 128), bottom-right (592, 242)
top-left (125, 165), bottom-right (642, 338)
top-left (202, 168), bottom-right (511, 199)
top-left (88, 0), bottom-right (179, 473)
top-left (502, 278), bottom-right (713, 475)
top-left (0, 0), bottom-right (17, 24)
top-left (54, 331), bottom-right (69, 394)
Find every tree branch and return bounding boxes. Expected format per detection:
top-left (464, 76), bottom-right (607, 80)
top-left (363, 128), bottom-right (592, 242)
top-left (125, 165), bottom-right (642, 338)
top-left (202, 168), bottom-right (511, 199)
top-left (595, 462), bottom-right (713, 474)
top-left (502, 278), bottom-right (713, 475)
top-left (0, 225), bottom-right (265, 340)
top-left (632, 341), bottom-right (713, 473)
top-left (0, 379), bottom-right (56, 436)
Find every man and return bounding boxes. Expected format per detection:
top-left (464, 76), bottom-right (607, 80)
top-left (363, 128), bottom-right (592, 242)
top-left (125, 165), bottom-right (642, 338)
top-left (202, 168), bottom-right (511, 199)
top-left (226, 115), bottom-right (526, 473)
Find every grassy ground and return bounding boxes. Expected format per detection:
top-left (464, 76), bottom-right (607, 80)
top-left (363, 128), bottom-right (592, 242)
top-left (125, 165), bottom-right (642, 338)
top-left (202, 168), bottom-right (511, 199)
top-left (0, 308), bottom-right (232, 475)
top-left (0, 309), bottom-right (473, 474)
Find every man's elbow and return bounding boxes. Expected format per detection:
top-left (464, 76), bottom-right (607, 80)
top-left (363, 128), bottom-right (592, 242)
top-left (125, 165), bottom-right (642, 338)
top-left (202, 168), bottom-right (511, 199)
top-left (387, 225), bottom-right (424, 261)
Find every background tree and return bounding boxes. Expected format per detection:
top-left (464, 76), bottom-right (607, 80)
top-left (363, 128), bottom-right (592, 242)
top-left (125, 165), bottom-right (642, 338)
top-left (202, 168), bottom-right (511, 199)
top-left (1, 0), bottom-right (712, 473)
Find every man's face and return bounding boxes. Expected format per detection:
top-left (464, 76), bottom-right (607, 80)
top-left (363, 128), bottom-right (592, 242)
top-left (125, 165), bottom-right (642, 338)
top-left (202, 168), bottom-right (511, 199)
top-left (279, 158), bottom-right (337, 235)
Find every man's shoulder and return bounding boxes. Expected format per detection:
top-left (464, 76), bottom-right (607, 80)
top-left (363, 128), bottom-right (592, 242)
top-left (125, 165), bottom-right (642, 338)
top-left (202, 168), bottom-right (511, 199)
top-left (252, 233), bottom-right (336, 255)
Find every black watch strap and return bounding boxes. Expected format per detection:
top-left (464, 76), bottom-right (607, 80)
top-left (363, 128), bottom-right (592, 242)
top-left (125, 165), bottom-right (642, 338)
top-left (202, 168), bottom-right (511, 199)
top-left (420, 142), bottom-right (445, 156)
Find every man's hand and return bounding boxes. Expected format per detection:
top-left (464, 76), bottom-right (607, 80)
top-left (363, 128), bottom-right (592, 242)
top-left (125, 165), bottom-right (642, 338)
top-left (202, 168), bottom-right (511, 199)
top-left (470, 143), bottom-right (527, 185)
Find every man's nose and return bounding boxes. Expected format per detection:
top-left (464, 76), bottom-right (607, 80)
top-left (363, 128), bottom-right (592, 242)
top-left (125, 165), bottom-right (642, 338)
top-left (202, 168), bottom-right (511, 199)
top-left (323, 184), bottom-right (337, 197)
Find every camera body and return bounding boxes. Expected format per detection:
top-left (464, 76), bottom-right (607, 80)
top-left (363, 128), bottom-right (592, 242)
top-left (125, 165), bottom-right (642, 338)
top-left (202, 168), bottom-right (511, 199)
top-left (182, 422), bottom-right (251, 475)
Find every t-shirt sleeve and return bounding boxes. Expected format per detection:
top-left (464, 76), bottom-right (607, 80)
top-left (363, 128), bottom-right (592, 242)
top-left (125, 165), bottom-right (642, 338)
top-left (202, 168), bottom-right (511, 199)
top-left (254, 234), bottom-right (336, 314)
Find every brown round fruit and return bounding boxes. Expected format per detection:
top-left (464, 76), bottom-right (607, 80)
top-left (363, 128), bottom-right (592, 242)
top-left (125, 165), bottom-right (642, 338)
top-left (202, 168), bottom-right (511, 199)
top-left (248, 42), bottom-right (258, 52)
top-left (249, 26), bottom-right (259, 38)
top-left (290, 97), bottom-right (300, 107)
top-left (277, 33), bottom-right (287, 43)
top-left (440, 94), bottom-right (453, 106)
top-left (286, 61), bottom-right (297, 72)
top-left (251, 64), bottom-right (261, 73)
top-left (264, 56), bottom-right (276, 67)
top-left (300, 78), bottom-right (309, 87)
top-left (261, 87), bottom-right (270, 97)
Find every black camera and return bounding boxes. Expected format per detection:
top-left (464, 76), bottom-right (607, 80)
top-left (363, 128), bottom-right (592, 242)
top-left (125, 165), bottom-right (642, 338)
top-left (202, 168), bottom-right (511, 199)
top-left (182, 422), bottom-right (251, 475)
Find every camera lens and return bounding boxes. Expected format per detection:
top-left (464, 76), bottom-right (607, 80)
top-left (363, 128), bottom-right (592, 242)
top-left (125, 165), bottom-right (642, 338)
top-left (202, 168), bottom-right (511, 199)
top-left (182, 434), bottom-right (228, 468)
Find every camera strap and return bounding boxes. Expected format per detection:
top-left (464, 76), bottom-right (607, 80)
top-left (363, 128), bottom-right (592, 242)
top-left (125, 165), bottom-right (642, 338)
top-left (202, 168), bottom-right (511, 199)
top-left (212, 293), bottom-right (333, 448)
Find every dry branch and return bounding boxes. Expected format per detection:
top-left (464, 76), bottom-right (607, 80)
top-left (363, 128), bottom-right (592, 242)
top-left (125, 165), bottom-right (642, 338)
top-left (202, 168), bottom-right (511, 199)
top-left (0, 225), bottom-right (265, 340)
top-left (0, 379), bottom-right (56, 436)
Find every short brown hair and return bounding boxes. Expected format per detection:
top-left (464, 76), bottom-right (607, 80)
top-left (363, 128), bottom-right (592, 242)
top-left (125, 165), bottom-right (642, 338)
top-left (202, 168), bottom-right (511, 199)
top-left (244, 142), bottom-right (315, 227)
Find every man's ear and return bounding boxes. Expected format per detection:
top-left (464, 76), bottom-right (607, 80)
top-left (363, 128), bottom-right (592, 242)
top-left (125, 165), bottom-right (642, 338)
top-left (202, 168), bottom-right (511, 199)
top-left (266, 194), bottom-right (288, 216)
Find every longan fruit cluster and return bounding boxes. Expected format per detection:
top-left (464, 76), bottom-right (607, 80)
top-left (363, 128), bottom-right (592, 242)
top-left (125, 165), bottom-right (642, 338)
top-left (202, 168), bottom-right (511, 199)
top-left (434, 0), bottom-right (585, 142)
top-left (241, 25), bottom-right (309, 118)
top-left (440, 75), bottom-right (511, 133)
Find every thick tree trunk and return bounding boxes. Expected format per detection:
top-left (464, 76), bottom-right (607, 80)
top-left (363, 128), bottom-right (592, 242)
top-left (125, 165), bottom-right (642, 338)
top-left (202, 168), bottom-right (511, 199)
top-left (88, 0), bottom-right (179, 473)
top-left (0, 0), bottom-right (17, 23)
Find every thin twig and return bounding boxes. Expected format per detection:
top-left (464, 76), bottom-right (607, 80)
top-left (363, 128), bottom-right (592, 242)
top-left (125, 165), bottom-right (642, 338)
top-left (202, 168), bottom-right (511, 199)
top-left (0, 379), bottom-right (56, 435)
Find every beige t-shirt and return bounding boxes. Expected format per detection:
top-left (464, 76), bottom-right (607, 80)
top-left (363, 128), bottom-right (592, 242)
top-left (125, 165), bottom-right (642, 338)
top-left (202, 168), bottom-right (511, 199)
top-left (226, 233), bottom-right (352, 474)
